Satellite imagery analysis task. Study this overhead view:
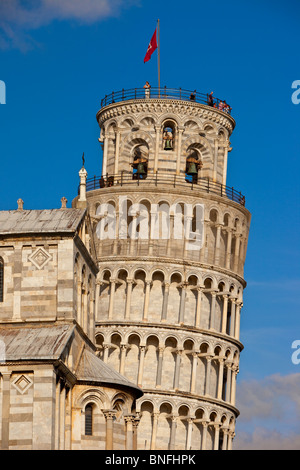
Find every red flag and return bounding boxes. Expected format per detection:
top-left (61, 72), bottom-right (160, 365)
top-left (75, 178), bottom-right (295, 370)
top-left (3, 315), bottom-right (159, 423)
top-left (144, 28), bottom-right (158, 63)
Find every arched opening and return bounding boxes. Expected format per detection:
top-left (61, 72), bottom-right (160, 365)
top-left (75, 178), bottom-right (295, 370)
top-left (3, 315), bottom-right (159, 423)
top-left (131, 145), bottom-right (148, 179)
top-left (85, 403), bottom-right (94, 436)
top-left (138, 401), bottom-right (154, 450)
top-left (157, 403), bottom-right (172, 450)
top-left (162, 121), bottom-right (175, 151)
top-left (185, 149), bottom-right (202, 184)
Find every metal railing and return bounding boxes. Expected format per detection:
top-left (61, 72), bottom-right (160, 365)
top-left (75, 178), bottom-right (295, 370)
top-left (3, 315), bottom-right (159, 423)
top-left (100, 87), bottom-right (232, 114)
top-left (83, 172), bottom-right (245, 206)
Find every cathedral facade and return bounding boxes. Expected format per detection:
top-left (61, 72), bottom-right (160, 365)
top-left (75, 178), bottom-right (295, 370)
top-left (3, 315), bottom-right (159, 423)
top-left (0, 87), bottom-right (251, 450)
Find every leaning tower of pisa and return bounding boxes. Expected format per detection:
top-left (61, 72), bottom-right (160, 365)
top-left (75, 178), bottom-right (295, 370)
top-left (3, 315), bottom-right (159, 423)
top-left (76, 87), bottom-right (251, 450)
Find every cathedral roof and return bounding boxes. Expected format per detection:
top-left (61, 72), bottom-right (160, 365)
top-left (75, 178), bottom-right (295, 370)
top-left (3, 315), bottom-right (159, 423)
top-left (0, 324), bottom-right (142, 397)
top-left (0, 324), bottom-right (74, 361)
top-left (75, 348), bottom-right (143, 397)
top-left (0, 208), bottom-right (86, 235)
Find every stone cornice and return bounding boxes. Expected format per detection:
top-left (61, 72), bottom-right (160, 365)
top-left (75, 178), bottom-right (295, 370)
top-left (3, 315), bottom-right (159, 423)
top-left (96, 99), bottom-right (236, 134)
top-left (138, 389), bottom-right (240, 417)
top-left (84, 184), bottom-right (251, 220)
top-left (95, 320), bottom-right (244, 351)
top-left (96, 256), bottom-right (247, 288)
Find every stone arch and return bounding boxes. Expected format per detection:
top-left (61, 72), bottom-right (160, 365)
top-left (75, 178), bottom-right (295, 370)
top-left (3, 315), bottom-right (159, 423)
top-left (191, 407), bottom-right (205, 450)
top-left (156, 401), bottom-right (174, 450)
top-left (209, 208), bottom-right (220, 223)
top-left (202, 121), bottom-right (218, 134)
top-left (157, 113), bottom-right (182, 129)
top-left (76, 388), bottom-right (108, 409)
top-left (138, 113), bottom-right (157, 128)
top-left (181, 340), bottom-right (194, 392)
top-left (95, 333), bottom-right (105, 359)
top-left (107, 332), bottom-right (122, 371)
top-left (125, 333), bottom-right (141, 384)
top-left (185, 276), bottom-right (198, 327)
top-left (111, 391), bottom-right (131, 416)
top-left (183, 117), bottom-right (202, 132)
top-left (98, 269), bottom-right (112, 320)
top-left (161, 119), bottom-right (177, 151)
top-left (121, 131), bottom-right (154, 158)
top-left (167, 272), bottom-right (182, 324)
top-left (119, 116), bottom-right (136, 129)
top-left (223, 212), bottom-right (232, 227)
top-left (218, 127), bottom-right (228, 141)
top-left (176, 404), bottom-right (191, 449)
top-left (182, 135), bottom-right (213, 163)
top-left (137, 400), bottom-right (154, 450)
top-left (104, 119), bottom-right (118, 134)
top-left (143, 335), bottom-right (159, 388)
top-left (161, 335), bottom-right (178, 391)
top-left (131, 269), bottom-right (146, 321)
top-left (148, 270), bottom-right (164, 322)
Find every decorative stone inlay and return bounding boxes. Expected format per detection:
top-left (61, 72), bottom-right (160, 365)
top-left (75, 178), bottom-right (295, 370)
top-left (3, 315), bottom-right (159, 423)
top-left (97, 100), bottom-right (235, 133)
top-left (12, 374), bottom-right (33, 394)
top-left (28, 247), bottom-right (52, 270)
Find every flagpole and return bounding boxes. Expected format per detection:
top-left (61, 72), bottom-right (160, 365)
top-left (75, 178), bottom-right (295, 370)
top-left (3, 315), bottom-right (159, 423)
top-left (157, 18), bottom-right (160, 96)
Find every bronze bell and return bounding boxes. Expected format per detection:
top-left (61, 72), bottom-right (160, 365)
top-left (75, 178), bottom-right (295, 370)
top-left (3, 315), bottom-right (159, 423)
top-left (137, 162), bottom-right (146, 174)
top-left (187, 162), bottom-right (198, 175)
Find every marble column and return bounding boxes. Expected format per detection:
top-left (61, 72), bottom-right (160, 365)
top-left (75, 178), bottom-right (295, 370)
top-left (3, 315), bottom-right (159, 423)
top-left (186, 418), bottom-right (193, 450)
top-left (125, 279), bottom-right (134, 319)
top-left (195, 287), bottom-right (202, 328)
top-left (161, 282), bottom-right (170, 321)
top-left (221, 294), bottom-right (229, 334)
top-left (214, 424), bottom-right (221, 450)
top-left (235, 302), bottom-right (242, 340)
top-left (179, 283), bottom-right (188, 324)
top-left (201, 422), bottom-right (208, 450)
top-left (143, 280), bottom-right (152, 321)
top-left (137, 346), bottom-right (146, 387)
top-left (222, 429), bottom-right (229, 450)
top-left (225, 230), bottom-right (232, 269)
top-left (103, 343), bottom-right (109, 363)
top-left (225, 364), bottom-right (232, 403)
top-left (173, 349), bottom-right (182, 390)
top-left (156, 347), bottom-right (165, 388)
top-left (103, 410), bottom-right (117, 450)
top-left (229, 299), bottom-right (236, 337)
top-left (205, 356), bottom-right (212, 396)
top-left (231, 366), bottom-right (238, 406)
top-left (214, 224), bottom-right (222, 265)
top-left (114, 129), bottom-right (121, 175)
top-left (150, 412), bottom-right (160, 450)
top-left (169, 416), bottom-right (177, 450)
top-left (132, 417), bottom-right (140, 450)
top-left (119, 344), bottom-right (127, 375)
top-left (124, 415), bottom-right (135, 450)
top-left (108, 279), bottom-right (116, 319)
top-left (209, 292), bottom-right (217, 330)
top-left (190, 352), bottom-right (198, 393)
top-left (217, 358), bottom-right (225, 400)
top-left (154, 125), bottom-right (161, 173)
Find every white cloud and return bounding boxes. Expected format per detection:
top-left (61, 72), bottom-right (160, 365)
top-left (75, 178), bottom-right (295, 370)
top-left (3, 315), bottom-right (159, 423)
top-left (234, 373), bottom-right (300, 449)
top-left (234, 428), bottom-right (300, 450)
top-left (0, 0), bottom-right (139, 50)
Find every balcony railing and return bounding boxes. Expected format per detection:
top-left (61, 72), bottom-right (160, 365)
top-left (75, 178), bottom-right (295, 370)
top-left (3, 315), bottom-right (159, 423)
top-left (83, 172), bottom-right (245, 206)
top-left (100, 87), bottom-right (232, 114)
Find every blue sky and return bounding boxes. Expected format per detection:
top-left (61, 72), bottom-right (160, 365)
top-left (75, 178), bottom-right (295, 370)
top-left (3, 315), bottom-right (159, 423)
top-left (0, 0), bottom-right (300, 449)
